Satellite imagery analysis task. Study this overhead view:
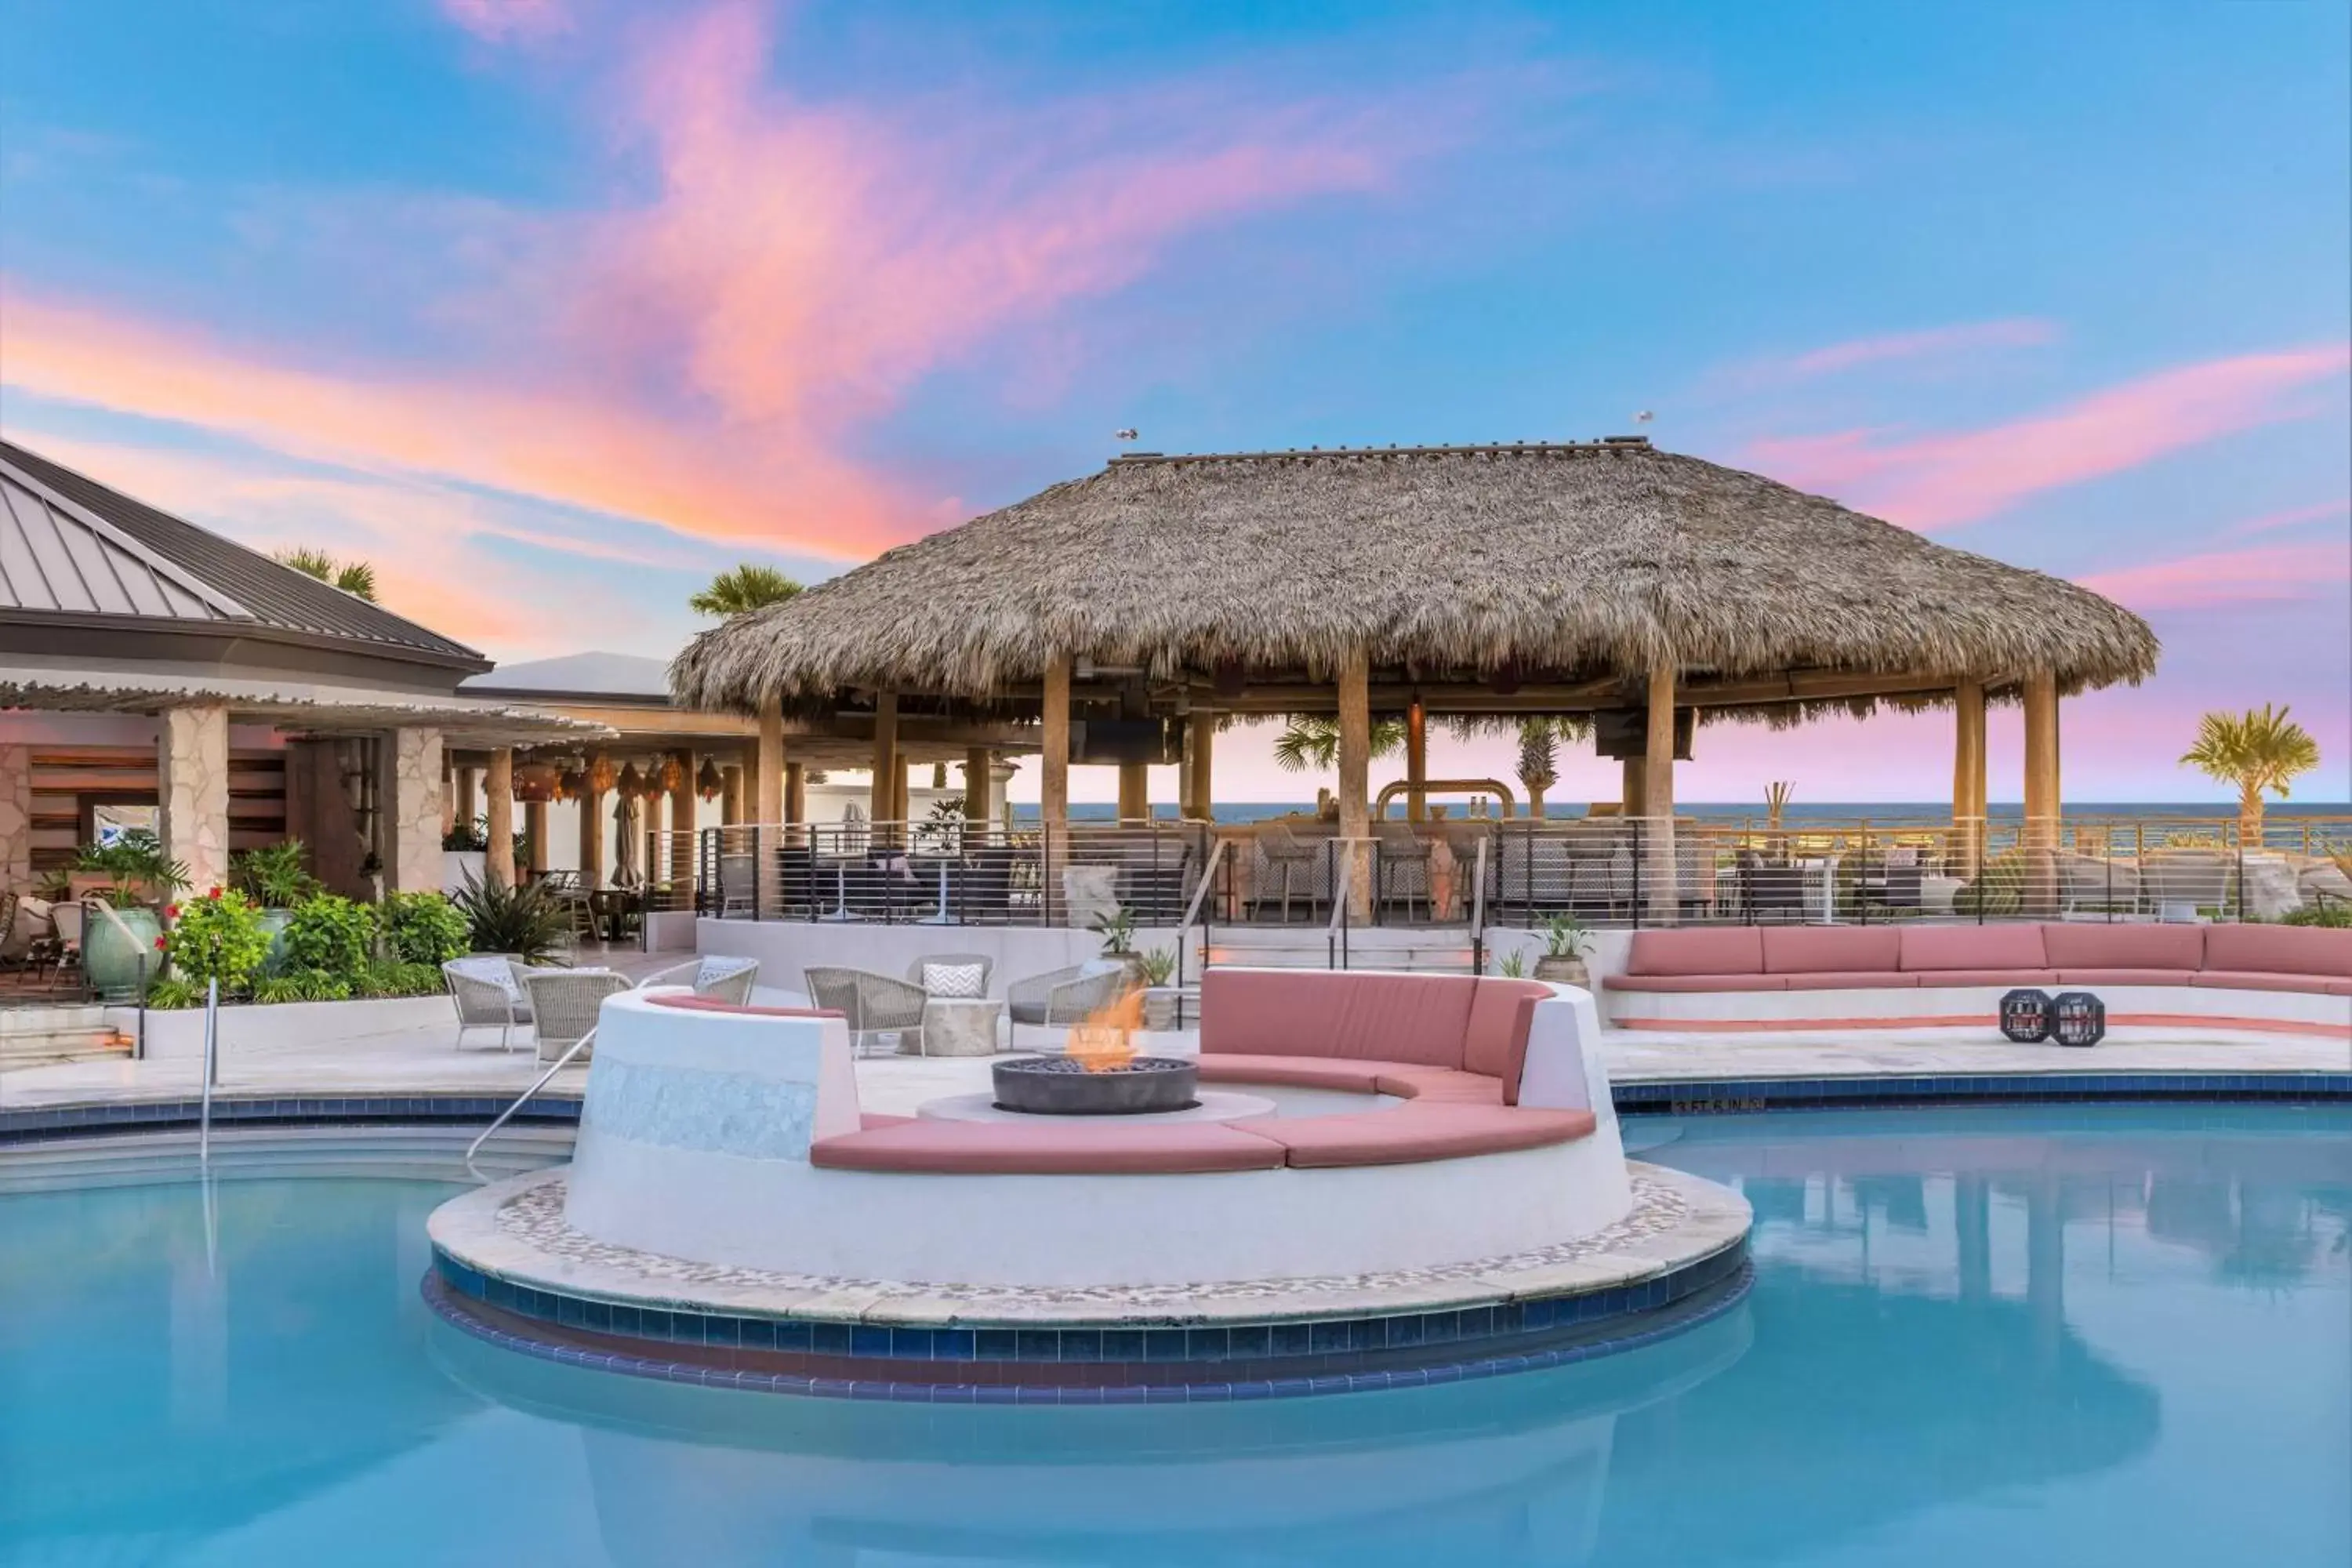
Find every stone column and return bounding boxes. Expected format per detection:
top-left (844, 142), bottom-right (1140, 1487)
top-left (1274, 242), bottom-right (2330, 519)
top-left (0, 745), bottom-right (31, 892)
top-left (381, 727), bottom-right (445, 894)
top-left (1041, 656), bottom-right (1071, 920)
top-left (1643, 659), bottom-right (1679, 923)
top-left (1953, 678), bottom-right (1987, 878)
top-left (485, 747), bottom-right (515, 887)
top-left (158, 703), bottom-right (231, 896)
top-left (2022, 671), bottom-right (2061, 916)
top-left (1338, 648), bottom-right (1374, 920)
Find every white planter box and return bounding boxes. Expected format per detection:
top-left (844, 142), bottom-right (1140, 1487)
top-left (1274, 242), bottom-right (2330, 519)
top-left (114, 993), bottom-right (457, 1060)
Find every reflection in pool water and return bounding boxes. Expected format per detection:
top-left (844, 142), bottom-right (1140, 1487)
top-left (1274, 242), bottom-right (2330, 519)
top-left (2, 1105), bottom-right (2345, 1566)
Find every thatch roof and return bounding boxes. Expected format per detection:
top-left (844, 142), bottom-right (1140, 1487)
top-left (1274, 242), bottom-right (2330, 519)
top-left (673, 440), bottom-right (2157, 716)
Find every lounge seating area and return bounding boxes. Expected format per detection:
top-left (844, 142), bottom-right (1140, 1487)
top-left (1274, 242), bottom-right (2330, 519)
top-left (441, 953), bottom-right (762, 1054)
top-left (1600, 922), bottom-right (2352, 1035)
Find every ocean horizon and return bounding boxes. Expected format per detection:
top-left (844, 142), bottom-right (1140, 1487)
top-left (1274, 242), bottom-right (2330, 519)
top-left (1016, 801), bottom-right (2352, 825)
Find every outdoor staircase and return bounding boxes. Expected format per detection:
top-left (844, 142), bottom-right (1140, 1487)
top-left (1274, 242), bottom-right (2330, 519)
top-left (0, 1004), bottom-right (135, 1068)
top-left (1201, 925), bottom-right (1483, 975)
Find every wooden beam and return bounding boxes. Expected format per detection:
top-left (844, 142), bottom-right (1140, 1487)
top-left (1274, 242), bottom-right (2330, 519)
top-left (2022, 671), bottom-right (2060, 916)
top-left (485, 747), bottom-right (514, 887)
top-left (1117, 761), bottom-right (1149, 822)
top-left (1186, 714), bottom-right (1214, 822)
top-left (756, 695), bottom-right (784, 823)
top-left (669, 748), bottom-right (696, 886)
top-left (1338, 649), bottom-right (1373, 920)
top-left (1953, 678), bottom-right (1987, 878)
top-left (1041, 657), bottom-right (1070, 919)
top-left (1643, 660), bottom-right (1677, 922)
top-left (869, 691), bottom-right (898, 827)
top-left (964, 747), bottom-right (994, 825)
top-left (524, 800), bottom-right (550, 874)
top-left (1621, 756), bottom-right (1647, 817)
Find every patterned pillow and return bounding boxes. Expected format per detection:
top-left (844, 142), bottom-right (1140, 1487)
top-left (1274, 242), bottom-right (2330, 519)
top-left (920, 961), bottom-right (986, 998)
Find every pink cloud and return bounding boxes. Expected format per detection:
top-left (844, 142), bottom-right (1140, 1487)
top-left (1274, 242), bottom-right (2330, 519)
top-left (2223, 498), bottom-right (2351, 537)
top-left (1726, 318), bottom-right (2059, 389)
top-left (2076, 541), bottom-right (2352, 612)
top-left (1747, 344), bottom-right (2352, 528)
top-left (441, 0), bottom-right (571, 45)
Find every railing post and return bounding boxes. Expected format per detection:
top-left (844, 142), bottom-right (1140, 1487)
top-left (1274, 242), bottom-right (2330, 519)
top-left (1631, 818), bottom-right (1644, 930)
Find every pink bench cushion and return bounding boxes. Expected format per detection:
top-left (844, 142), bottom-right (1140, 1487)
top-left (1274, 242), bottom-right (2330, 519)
top-left (2042, 924), bottom-right (2206, 971)
top-left (1625, 927), bottom-right (1764, 976)
top-left (1463, 978), bottom-right (1550, 1103)
top-left (809, 1120), bottom-right (1285, 1174)
top-left (1194, 1054), bottom-right (1399, 1094)
top-left (1913, 969), bottom-right (2060, 988)
top-left (1762, 926), bottom-right (1902, 975)
top-left (2190, 971), bottom-right (2345, 996)
top-left (2056, 969), bottom-right (2197, 987)
top-left (1780, 971), bottom-right (1921, 990)
top-left (1604, 973), bottom-right (1790, 993)
top-left (1371, 1067), bottom-right (1505, 1103)
top-left (1900, 924), bottom-right (2049, 973)
top-left (1241, 1105), bottom-right (1597, 1168)
top-left (646, 995), bottom-right (843, 1019)
top-left (2203, 924), bottom-right (2352, 978)
top-left (1200, 969), bottom-right (1477, 1068)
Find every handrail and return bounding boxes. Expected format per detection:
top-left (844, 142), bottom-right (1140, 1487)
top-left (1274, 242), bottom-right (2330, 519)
top-left (466, 1025), bottom-right (596, 1183)
top-left (1470, 833), bottom-right (1489, 974)
top-left (1178, 836), bottom-right (1229, 932)
top-left (1325, 837), bottom-right (1366, 969)
top-left (1373, 778), bottom-right (1519, 818)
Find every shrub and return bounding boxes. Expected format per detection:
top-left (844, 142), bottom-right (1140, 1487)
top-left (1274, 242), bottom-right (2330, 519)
top-left (2281, 903), bottom-right (2352, 927)
top-left (231, 840), bottom-right (319, 907)
top-left (144, 976), bottom-right (206, 1010)
top-left (450, 873), bottom-right (568, 965)
top-left (380, 891), bottom-right (470, 966)
top-left (1958, 850), bottom-right (2026, 916)
top-left (254, 970), bottom-right (351, 1003)
top-left (350, 960), bottom-right (449, 999)
top-left (281, 895), bottom-right (376, 978)
top-left (161, 889), bottom-right (272, 993)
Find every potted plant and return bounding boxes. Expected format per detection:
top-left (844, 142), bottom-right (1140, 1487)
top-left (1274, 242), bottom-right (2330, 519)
top-left (74, 831), bottom-right (191, 1000)
top-left (1090, 907), bottom-right (1145, 989)
top-left (1533, 913), bottom-right (1592, 986)
top-left (231, 839), bottom-right (320, 975)
top-left (1137, 946), bottom-right (1181, 1030)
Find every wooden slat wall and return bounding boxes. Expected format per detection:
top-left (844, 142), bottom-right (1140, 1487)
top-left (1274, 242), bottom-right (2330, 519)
top-left (27, 746), bottom-right (287, 869)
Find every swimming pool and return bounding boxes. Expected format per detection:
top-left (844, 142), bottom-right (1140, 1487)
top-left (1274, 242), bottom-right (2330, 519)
top-left (4, 1104), bottom-right (2345, 1566)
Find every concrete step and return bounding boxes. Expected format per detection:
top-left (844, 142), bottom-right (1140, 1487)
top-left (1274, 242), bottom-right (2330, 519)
top-left (0, 1004), bottom-right (134, 1066)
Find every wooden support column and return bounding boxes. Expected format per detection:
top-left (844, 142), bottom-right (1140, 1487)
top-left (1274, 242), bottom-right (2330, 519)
top-left (579, 759), bottom-right (605, 889)
top-left (524, 800), bottom-right (550, 876)
top-left (453, 764), bottom-right (478, 837)
top-left (1405, 697), bottom-right (1428, 822)
top-left (756, 695), bottom-right (785, 823)
top-left (670, 749), bottom-right (697, 885)
top-left (1620, 757), bottom-right (1647, 818)
top-left (891, 760), bottom-right (910, 825)
top-left (1643, 660), bottom-right (1678, 923)
top-left (1041, 656), bottom-right (1071, 920)
top-left (869, 691), bottom-right (899, 833)
top-left (485, 749), bottom-right (515, 887)
top-left (964, 748), bottom-right (994, 824)
top-left (2022, 671), bottom-right (2061, 916)
top-left (1338, 648), bottom-right (1374, 920)
top-left (720, 764), bottom-right (742, 826)
top-left (784, 762), bottom-right (806, 824)
top-left (1953, 678), bottom-right (1987, 878)
top-left (1117, 761), bottom-right (1149, 823)
top-left (1186, 715), bottom-right (1214, 822)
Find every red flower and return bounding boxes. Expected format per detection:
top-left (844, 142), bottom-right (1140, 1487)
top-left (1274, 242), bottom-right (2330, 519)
top-left (165, 904), bottom-right (180, 920)
top-left (208, 886), bottom-right (223, 899)
top-left (154, 935), bottom-right (168, 950)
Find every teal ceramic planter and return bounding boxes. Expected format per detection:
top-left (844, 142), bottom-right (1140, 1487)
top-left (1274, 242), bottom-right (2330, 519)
top-left (82, 904), bottom-right (163, 1000)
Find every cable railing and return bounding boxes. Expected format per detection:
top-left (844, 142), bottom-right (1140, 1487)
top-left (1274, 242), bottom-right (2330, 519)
top-left (661, 813), bottom-right (2351, 930)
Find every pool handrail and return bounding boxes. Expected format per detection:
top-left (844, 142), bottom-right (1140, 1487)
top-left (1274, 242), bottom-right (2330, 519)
top-left (465, 1025), bottom-right (596, 1183)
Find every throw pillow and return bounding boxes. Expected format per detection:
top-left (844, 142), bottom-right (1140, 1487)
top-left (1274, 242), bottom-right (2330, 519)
top-left (920, 961), bottom-right (986, 998)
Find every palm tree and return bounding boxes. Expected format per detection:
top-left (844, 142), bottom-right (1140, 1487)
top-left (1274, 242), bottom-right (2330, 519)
top-left (276, 547), bottom-right (377, 601)
top-left (1517, 720), bottom-right (1559, 818)
top-left (2180, 705), bottom-right (2320, 840)
top-left (691, 564), bottom-right (804, 618)
top-left (1270, 716), bottom-right (1405, 773)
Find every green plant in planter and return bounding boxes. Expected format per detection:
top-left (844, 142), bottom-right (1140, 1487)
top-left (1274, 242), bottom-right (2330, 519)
top-left (2282, 903), bottom-right (2352, 927)
top-left (144, 976), bottom-right (206, 1009)
top-left (380, 891), bottom-right (470, 966)
top-left (256, 970), bottom-right (351, 1003)
top-left (1541, 913), bottom-right (1592, 959)
top-left (1494, 949), bottom-right (1528, 978)
top-left (1137, 947), bottom-right (1178, 987)
top-left (1091, 908), bottom-right (1138, 957)
top-left (232, 840), bottom-right (319, 908)
top-left (281, 894), bottom-right (377, 979)
top-left (450, 872), bottom-right (568, 965)
top-left (75, 829), bottom-right (192, 904)
top-left (160, 889), bottom-right (272, 993)
top-left (1959, 850), bottom-right (2026, 916)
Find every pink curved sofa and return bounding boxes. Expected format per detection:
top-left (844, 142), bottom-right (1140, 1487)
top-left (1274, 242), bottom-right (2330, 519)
top-left (806, 969), bottom-right (1601, 1175)
top-left (1601, 922), bottom-right (2352, 1036)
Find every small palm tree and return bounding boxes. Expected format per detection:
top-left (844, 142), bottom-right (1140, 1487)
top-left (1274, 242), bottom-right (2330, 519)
top-left (1270, 715), bottom-right (1405, 773)
top-left (1517, 720), bottom-right (1559, 818)
top-left (2181, 705), bottom-right (2320, 841)
top-left (276, 547), bottom-right (378, 601)
top-left (691, 564), bottom-right (804, 618)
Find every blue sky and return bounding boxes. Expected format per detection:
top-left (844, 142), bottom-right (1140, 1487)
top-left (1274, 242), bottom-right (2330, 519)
top-left (2, 0), bottom-right (2345, 802)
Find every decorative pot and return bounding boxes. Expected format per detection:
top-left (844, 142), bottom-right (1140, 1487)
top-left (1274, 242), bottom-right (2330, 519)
top-left (82, 903), bottom-right (164, 1000)
top-left (256, 909), bottom-right (294, 976)
top-left (1142, 986), bottom-right (1181, 1032)
top-left (1532, 954), bottom-right (1589, 988)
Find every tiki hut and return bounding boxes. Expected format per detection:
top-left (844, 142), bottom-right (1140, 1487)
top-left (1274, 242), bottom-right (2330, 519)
top-left (673, 438), bottom-right (2157, 907)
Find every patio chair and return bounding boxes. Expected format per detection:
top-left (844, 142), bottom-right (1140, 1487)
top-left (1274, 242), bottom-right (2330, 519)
top-left (804, 965), bottom-right (929, 1057)
top-left (717, 852), bottom-right (757, 917)
top-left (1006, 961), bottom-right (1133, 1052)
top-left (905, 952), bottom-right (995, 997)
top-left (636, 955), bottom-right (760, 1004)
top-left (521, 968), bottom-right (632, 1063)
top-left (1737, 851), bottom-right (1807, 922)
top-left (1250, 822), bottom-right (1322, 923)
top-left (1374, 822), bottom-right (1432, 922)
top-left (443, 955), bottom-right (532, 1052)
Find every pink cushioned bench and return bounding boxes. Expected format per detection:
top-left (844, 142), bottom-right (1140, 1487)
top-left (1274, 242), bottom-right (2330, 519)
top-left (804, 968), bottom-right (1599, 1174)
top-left (1601, 921), bottom-right (2352, 1034)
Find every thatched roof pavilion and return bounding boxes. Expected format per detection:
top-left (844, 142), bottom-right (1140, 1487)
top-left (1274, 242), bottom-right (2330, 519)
top-left (674, 437), bottom-right (2156, 909)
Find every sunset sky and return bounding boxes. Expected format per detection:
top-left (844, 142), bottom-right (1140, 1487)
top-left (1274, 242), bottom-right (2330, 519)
top-left (2, 0), bottom-right (2346, 804)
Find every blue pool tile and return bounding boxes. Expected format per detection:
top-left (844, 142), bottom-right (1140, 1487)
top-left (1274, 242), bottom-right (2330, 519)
top-left (1014, 1329), bottom-right (1060, 1360)
top-left (1185, 1327), bottom-right (1230, 1361)
top-left (1058, 1330), bottom-right (1102, 1362)
top-left (849, 1325), bottom-right (893, 1358)
top-left (773, 1319), bottom-right (812, 1352)
top-left (887, 1327), bottom-right (931, 1359)
top-left (1227, 1324), bottom-right (1271, 1359)
top-left (931, 1327), bottom-right (974, 1360)
top-left (975, 1329), bottom-right (1019, 1361)
top-left (740, 1318), bottom-right (777, 1352)
top-left (1269, 1321), bottom-right (1312, 1357)
top-left (1098, 1328), bottom-right (1143, 1361)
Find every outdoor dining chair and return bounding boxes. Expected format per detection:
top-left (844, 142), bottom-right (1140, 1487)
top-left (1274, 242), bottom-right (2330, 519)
top-left (803, 966), bottom-right (929, 1057)
top-left (1005, 962), bottom-right (1133, 1053)
top-left (442, 954), bottom-right (532, 1051)
top-left (637, 955), bottom-right (761, 1004)
top-left (521, 968), bottom-right (632, 1064)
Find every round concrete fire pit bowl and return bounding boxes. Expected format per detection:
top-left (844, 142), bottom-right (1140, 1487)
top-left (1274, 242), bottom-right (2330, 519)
top-left (992, 1055), bottom-right (1200, 1115)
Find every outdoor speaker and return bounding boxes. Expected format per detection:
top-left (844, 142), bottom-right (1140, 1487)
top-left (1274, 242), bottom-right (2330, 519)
top-left (2051, 991), bottom-right (2107, 1048)
top-left (1998, 988), bottom-right (2053, 1044)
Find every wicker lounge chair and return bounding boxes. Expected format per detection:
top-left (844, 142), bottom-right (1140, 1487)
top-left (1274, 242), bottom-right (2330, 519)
top-left (1251, 822), bottom-right (1323, 923)
top-left (521, 968), bottom-right (631, 1063)
top-left (443, 955), bottom-right (532, 1052)
top-left (1006, 962), bottom-right (1134, 1052)
top-left (804, 966), bottom-right (929, 1057)
top-left (636, 955), bottom-right (761, 1004)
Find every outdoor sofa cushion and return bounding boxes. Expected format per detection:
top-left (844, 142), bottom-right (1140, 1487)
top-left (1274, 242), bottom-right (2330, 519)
top-left (2202, 924), bottom-right (2352, 978)
top-left (809, 1120), bottom-right (1285, 1174)
top-left (1370, 1067), bottom-right (1506, 1103)
top-left (1908, 969), bottom-right (2060, 988)
top-left (2188, 971), bottom-right (2344, 996)
top-left (1898, 924), bottom-right (2049, 973)
top-left (2056, 970), bottom-right (2198, 987)
top-left (1200, 969), bottom-right (1478, 1068)
top-left (1461, 978), bottom-right (1551, 1103)
top-left (1778, 971), bottom-right (1922, 990)
top-left (2040, 924), bottom-right (2207, 971)
top-left (1624, 927), bottom-right (1764, 977)
top-left (1761, 926), bottom-right (1902, 974)
top-left (1240, 1105), bottom-right (1596, 1168)
top-left (1193, 1054), bottom-right (1403, 1094)
top-left (1602, 973), bottom-right (1789, 993)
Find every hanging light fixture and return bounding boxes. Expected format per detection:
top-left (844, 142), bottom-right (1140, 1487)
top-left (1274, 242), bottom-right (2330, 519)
top-left (615, 761), bottom-right (644, 800)
top-left (587, 754), bottom-right (618, 795)
top-left (696, 757), bottom-right (723, 801)
top-left (658, 754), bottom-right (686, 795)
top-left (557, 765), bottom-right (585, 802)
top-left (511, 760), bottom-right (560, 803)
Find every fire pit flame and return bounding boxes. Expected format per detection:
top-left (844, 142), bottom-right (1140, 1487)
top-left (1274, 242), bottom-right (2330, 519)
top-left (1065, 988), bottom-right (1143, 1073)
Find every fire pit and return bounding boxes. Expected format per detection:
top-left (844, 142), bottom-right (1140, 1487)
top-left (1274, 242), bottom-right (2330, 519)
top-left (992, 1055), bottom-right (1200, 1116)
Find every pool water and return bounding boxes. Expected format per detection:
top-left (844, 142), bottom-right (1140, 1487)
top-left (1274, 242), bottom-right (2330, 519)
top-left (4, 1105), bottom-right (2347, 1566)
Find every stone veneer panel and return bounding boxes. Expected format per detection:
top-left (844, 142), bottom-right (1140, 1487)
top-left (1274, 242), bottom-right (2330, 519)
top-left (158, 704), bottom-right (231, 895)
top-left (0, 745), bottom-right (30, 890)
top-left (386, 728), bottom-right (446, 893)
